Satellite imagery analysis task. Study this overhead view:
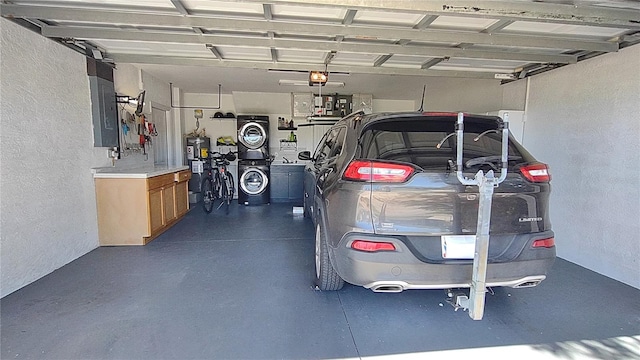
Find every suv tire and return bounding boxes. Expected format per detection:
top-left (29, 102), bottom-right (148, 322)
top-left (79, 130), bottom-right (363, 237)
top-left (315, 223), bottom-right (344, 291)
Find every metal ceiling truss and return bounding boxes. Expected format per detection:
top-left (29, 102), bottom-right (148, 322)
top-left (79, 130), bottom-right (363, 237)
top-left (108, 53), bottom-right (498, 79)
top-left (245, 0), bottom-right (640, 29)
top-left (1, 5), bottom-right (620, 52)
top-left (39, 26), bottom-right (579, 64)
top-left (2, 1), bottom-right (639, 81)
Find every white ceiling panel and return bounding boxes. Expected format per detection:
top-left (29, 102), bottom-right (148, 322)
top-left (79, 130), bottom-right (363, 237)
top-left (216, 46), bottom-right (271, 61)
top-left (353, 10), bottom-right (424, 26)
top-left (332, 52), bottom-right (381, 66)
top-left (13, 0), bottom-right (175, 9)
top-left (277, 49), bottom-right (327, 63)
top-left (183, 0), bottom-right (263, 14)
top-left (503, 22), bottom-right (627, 38)
top-left (271, 4), bottom-right (346, 20)
top-left (430, 16), bottom-right (500, 31)
top-left (382, 55), bottom-right (431, 68)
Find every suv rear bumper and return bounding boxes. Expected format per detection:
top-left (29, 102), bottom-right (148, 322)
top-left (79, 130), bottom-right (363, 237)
top-left (331, 232), bottom-right (556, 292)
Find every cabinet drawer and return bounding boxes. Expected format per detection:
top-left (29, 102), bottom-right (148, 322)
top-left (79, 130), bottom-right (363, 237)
top-left (175, 170), bottom-right (191, 183)
top-left (147, 173), bottom-right (174, 190)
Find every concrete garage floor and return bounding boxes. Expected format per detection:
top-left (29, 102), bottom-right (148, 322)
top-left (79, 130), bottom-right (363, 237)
top-left (2, 203), bottom-right (639, 359)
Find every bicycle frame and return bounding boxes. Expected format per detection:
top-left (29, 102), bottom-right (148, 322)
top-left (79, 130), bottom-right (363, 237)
top-left (202, 151), bottom-right (236, 214)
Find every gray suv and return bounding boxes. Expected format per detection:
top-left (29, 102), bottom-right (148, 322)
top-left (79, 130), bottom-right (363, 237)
top-left (298, 111), bottom-right (555, 292)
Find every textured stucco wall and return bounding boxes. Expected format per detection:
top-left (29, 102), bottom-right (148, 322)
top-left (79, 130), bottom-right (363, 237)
top-left (420, 78), bottom-right (503, 113)
top-left (524, 45), bottom-right (640, 289)
top-left (0, 19), bottom-right (100, 297)
top-left (501, 80), bottom-right (527, 111)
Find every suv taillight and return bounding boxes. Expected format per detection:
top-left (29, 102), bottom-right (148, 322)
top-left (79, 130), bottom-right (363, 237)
top-left (343, 160), bottom-right (414, 182)
top-left (532, 237), bottom-right (555, 248)
top-left (520, 163), bottom-right (551, 183)
top-left (351, 240), bottom-right (396, 252)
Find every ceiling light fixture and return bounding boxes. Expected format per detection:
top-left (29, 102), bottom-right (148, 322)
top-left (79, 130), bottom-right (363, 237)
top-left (279, 79), bottom-right (344, 87)
top-left (309, 71), bottom-right (328, 86)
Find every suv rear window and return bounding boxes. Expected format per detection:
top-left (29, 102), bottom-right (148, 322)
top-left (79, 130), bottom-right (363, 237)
top-left (359, 118), bottom-right (522, 170)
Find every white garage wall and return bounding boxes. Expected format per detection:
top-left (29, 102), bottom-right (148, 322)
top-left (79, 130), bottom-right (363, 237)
top-left (0, 19), bottom-right (100, 297)
top-left (0, 20), bottom-right (176, 297)
top-left (523, 45), bottom-right (640, 289)
top-left (373, 99), bottom-right (416, 112)
top-left (422, 78), bottom-right (504, 113)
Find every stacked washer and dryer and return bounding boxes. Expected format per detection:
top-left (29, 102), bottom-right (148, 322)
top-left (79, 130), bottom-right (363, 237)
top-left (237, 115), bottom-right (271, 205)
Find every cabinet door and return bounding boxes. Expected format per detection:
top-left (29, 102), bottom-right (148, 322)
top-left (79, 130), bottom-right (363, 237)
top-left (163, 184), bottom-right (176, 223)
top-left (288, 170), bottom-right (305, 202)
top-left (149, 188), bottom-right (164, 234)
top-left (270, 171), bottom-right (289, 203)
top-left (175, 181), bottom-right (189, 216)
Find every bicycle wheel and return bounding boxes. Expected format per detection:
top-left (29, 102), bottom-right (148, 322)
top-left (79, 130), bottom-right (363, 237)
top-left (201, 177), bottom-right (215, 213)
top-left (220, 179), bottom-right (230, 214)
top-left (226, 173), bottom-right (235, 208)
top-left (212, 172), bottom-right (224, 211)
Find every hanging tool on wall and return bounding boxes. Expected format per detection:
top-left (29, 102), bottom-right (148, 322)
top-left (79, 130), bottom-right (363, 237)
top-left (138, 114), bottom-right (146, 155)
top-left (147, 121), bottom-right (158, 136)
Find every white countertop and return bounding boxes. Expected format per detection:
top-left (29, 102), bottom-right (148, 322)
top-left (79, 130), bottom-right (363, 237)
top-left (93, 165), bottom-right (189, 179)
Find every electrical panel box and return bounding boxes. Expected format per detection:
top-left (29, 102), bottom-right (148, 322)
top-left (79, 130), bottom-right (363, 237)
top-left (292, 92), bottom-right (313, 118)
top-left (313, 94), bottom-right (353, 117)
top-left (334, 95), bottom-right (352, 117)
top-left (88, 58), bottom-right (118, 147)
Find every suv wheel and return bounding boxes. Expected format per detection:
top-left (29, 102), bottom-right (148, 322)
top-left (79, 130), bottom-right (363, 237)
top-left (315, 223), bottom-right (344, 291)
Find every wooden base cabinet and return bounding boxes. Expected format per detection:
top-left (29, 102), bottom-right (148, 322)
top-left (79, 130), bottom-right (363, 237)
top-left (95, 169), bottom-right (191, 246)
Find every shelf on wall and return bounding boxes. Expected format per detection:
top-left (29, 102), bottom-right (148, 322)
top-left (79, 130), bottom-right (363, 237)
top-left (278, 127), bottom-right (297, 131)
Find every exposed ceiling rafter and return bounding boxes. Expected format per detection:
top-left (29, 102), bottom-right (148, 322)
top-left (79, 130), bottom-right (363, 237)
top-left (170, 0), bottom-right (189, 15)
top-left (1, 5), bottom-right (619, 52)
top-left (108, 53), bottom-right (500, 79)
top-left (414, 15), bottom-right (439, 30)
top-left (342, 9), bottom-right (357, 25)
top-left (241, 0), bottom-right (640, 29)
top-left (324, 51), bottom-right (336, 64)
top-left (263, 4), bottom-right (273, 20)
top-left (373, 54), bottom-right (393, 67)
top-left (205, 44), bottom-right (224, 60)
top-left (40, 26), bottom-right (579, 64)
top-left (421, 58), bottom-right (444, 70)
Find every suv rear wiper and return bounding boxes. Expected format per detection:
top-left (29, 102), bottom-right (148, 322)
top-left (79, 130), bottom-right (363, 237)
top-left (465, 155), bottom-right (521, 168)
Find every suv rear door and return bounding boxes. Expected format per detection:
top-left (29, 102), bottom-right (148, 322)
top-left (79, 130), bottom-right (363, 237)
top-left (357, 115), bottom-right (551, 238)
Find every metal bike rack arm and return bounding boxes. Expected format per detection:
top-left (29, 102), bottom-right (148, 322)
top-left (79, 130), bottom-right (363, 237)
top-left (454, 112), bottom-right (509, 320)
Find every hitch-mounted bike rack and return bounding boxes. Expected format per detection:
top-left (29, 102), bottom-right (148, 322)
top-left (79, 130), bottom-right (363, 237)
top-left (453, 112), bottom-right (509, 320)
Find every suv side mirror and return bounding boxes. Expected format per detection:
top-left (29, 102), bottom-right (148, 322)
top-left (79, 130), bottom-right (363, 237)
top-left (298, 151), bottom-right (312, 161)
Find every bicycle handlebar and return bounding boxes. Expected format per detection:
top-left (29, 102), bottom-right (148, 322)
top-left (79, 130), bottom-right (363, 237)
top-left (206, 151), bottom-right (237, 166)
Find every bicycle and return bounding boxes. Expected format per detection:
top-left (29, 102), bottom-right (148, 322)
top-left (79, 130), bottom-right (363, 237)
top-left (201, 151), bottom-right (236, 214)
